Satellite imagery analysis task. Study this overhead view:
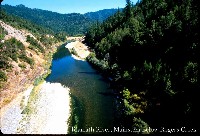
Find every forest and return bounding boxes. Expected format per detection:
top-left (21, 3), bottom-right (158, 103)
top-left (85, 0), bottom-right (199, 133)
top-left (2, 4), bottom-right (119, 36)
top-left (84, 8), bottom-right (123, 22)
top-left (2, 4), bottom-right (91, 36)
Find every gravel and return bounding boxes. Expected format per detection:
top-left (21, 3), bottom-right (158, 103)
top-left (0, 82), bottom-right (71, 134)
top-left (0, 92), bottom-right (24, 134)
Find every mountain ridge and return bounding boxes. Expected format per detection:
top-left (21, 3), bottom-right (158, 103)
top-left (2, 4), bottom-right (122, 35)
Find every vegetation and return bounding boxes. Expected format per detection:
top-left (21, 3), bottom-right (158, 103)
top-left (0, 25), bottom-right (8, 40)
top-left (2, 4), bottom-right (121, 36)
top-left (0, 10), bottom-right (64, 89)
top-left (0, 37), bottom-right (53, 85)
top-left (85, 0), bottom-right (199, 132)
top-left (0, 37), bottom-right (35, 86)
top-left (84, 8), bottom-right (122, 22)
top-left (1, 10), bottom-right (53, 37)
top-left (1, 0), bottom-right (199, 132)
top-left (0, 38), bottom-right (31, 67)
top-left (1, 10), bottom-right (66, 42)
top-left (0, 70), bottom-right (7, 82)
top-left (27, 35), bottom-right (44, 53)
top-left (2, 4), bottom-right (92, 36)
top-left (70, 48), bottom-right (78, 56)
top-left (18, 63), bottom-right (26, 69)
top-left (19, 54), bottom-right (34, 66)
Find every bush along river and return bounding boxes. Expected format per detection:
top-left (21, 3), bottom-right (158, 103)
top-left (46, 43), bottom-right (117, 134)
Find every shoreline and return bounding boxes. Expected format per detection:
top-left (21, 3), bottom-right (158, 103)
top-left (0, 40), bottom-right (65, 108)
top-left (65, 41), bottom-right (90, 61)
top-left (0, 41), bottom-right (72, 134)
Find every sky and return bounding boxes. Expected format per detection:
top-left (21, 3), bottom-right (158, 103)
top-left (1, 0), bottom-right (138, 14)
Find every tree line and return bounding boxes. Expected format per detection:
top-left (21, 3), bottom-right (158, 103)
top-left (2, 4), bottom-right (121, 36)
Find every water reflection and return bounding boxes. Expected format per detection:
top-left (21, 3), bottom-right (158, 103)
top-left (46, 45), bottom-right (115, 133)
top-left (53, 43), bottom-right (70, 60)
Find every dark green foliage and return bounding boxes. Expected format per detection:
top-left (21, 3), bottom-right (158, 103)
top-left (18, 54), bottom-right (34, 66)
top-left (70, 48), bottom-right (78, 56)
top-left (84, 8), bottom-right (122, 22)
top-left (86, 52), bottom-right (109, 72)
top-left (27, 35), bottom-right (44, 53)
top-left (0, 25), bottom-right (8, 40)
top-left (54, 32), bottom-right (67, 42)
top-left (39, 34), bottom-right (59, 47)
top-left (0, 70), bottom-right (7, 82)
top-left (2, 4), bottom-right (122, 36)
top-left (18, 63), bottom-right (26, 69)
top-left (2, 4), bottom-right (91, 36)
top-left (1, 9), bottom-right (64, 43)
top-left (0, 38), bottom-right (35, 83)
top-left (85, 0), bottom-right (199, 131)
top-left (1, 9), bottom-right (54, 37)
top-left (132, 117), bottom-right (149, 134)
top-left (0, 38), bottom-right (34, 67)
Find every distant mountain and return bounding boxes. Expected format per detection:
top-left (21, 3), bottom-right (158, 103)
top-left (2, 4), bottom-right (91, 36)
top-left (84, 8), bottom-right (123, 22)
top-left (2, 4), bottom-right (122, 36)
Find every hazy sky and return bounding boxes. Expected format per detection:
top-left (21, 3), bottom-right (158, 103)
top-left (1, 0), bottom-right (138, 14)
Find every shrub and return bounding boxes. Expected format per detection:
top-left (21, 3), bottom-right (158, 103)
top-left (132, 117), bottom-right (150, 134)
top-left (124, 99), bottom-right (135, 115)
top-left (0, 26), bottom-right (7, 40)
top-left (19, 54), bottom-right (34, 66)
top-left (18, 63), bottom-right (26, 69)
top-left (33, 76), bottom-right (43, 86)
top-left (27, 35), bottom-right (45, 53)
top-left (70, 47), bottom-right (78, 56)
top-left (0, 70), bottom-right (7, 82)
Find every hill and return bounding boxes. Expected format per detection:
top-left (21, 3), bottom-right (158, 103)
top-left (2, 4), bottom-right (121, 36)
top-left (0, 10), bottom-right (64, 107)
top-left (2, 4), bottom-right (91, 36)
top-left (85, 0), bottom-right (199, 132)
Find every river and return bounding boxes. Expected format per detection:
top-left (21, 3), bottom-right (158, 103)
top-left (46, 43), bottom-right (116, 134)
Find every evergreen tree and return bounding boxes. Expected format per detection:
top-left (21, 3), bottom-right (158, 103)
top-left (85, 0), bottom-right (199, 131)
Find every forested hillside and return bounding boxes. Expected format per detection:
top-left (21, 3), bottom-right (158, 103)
top-left (2, 4), bottom-right (121, 36)
top-left (2, 4), bottom-right (92, 36)
top-left (84, 8), bottom-right (122, 22)
top-left (85, 0), bottom-right (199, 132)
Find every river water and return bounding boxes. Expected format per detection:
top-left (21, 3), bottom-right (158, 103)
top-left (46, 44), bottom-right (116, 134)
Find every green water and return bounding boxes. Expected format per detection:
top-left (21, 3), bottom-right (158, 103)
top-left (46, 44), bottom-right (115, 133)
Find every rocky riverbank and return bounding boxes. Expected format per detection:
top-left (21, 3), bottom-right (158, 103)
top-left (0, 81), bottom-right (71, 134)
top-left (65, 40), bottom-right (90, 61)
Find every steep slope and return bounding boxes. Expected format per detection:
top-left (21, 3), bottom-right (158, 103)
top-left (85, 0), bottom-right (199, 132)
top-left (1, 20), bottom-right (34, 46)
top-left (0, 11), bottom-right (71, 134)
top-left (0, 12), bottom-right (63, 108)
